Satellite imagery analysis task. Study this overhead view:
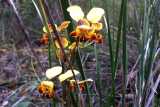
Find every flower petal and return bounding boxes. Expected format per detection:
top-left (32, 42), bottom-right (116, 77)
top-left (46, 66), bottom-right (62, 79)
top-left (95, 33), bottom-right (103, 43)
top-left (87, 8), bottom-right (105, 23)
top-left (77, 25), bottom-right (92, 30)
top-left (69, 78), bottom-right (93, 84)
top-left (68, 42), bottom-right (77, 50)
top-left (39, 81), bottom-right (54, 88)
top-left (55, 37), bottom-right (69, 48)
top-left (91, 23), bottom-right (103, 31)
top-left (77, 19), bottom-right (90, 26)
top-left (43, 24), bottom-right (54, 33)
top-left (78, 78), bottom-right (93, 84)
top-left (70, 29), bottom-right (81, 38)
top-left (58, 69), bottom-right (80, 82)
top-left (40, 33), bottom-right (49, 45)
top-left (38, 81), bottom-right (54, 98)
top-left (57, 21), bottom-right (70, 31)
top-left (67, 5), bottom-right (84, 22)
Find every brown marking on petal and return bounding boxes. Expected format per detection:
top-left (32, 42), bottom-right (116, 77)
top-left (44, 24), bottom-right (53, 33)
top-left (91, 23), bottom-right (103, 31)
top-left (78, 18), bottom-right (90, 26)
top-left (95, 34), bottom-right (103, 43)
top-left (79, 84), bottom-right (85, 92)
top-left (40, 33), bottom-right (49, 45)
top-left (69, 81), bottom-right (76, 92)
top-left (70, 31), bottom-right (77, 37)
top-left (37, 81), bottom-right (55, 98)
top-left (89, 33), bottom-right (97, 41)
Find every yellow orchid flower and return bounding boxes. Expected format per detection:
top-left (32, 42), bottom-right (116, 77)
top-left (38, 81), bottom-right (55, 98)
top-left (67, 5), bottom-right (104, 43)
top-left (40, 33), bottom-right (49, 45)
top-left (43, 21), bottom-right (70, 33)
top-left (57, 21), bottom-right (71, 31)
top-left (68, 78), bottom-right (93, 92)
top-left (70, 25), bottom-right (103, 43)
top-left (38, 66), bottom-right (80, 98)
top-left (41, 21), bottom-right (70, 47)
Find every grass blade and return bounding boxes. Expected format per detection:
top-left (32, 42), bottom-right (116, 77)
top-left (103, 15), bottom-right (115, 106)
top-left (7, 0), bottom-right (45, 73)
top-left (121, 0), bottom-right (128, 106)
top-left (94, 44), bottom-right (102, 106)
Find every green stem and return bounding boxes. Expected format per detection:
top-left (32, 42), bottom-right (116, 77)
top-left (103, 15), bottom-right (115, 106)
top-left (121, 0), bottom-right (128, 106)
top-left (94, 43), bottom-right (102, 106)
top-left (38, 0), bottom-right (52, 67)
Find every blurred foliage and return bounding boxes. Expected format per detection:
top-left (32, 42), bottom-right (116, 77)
top-left (19, 0), bottom-right (36, 25)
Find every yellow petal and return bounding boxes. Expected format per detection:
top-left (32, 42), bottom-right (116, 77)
top-left (43, 24), bottom-right (54, 33)
top-left (55, 37), bottom-right (69, 48)
top-left (43, 26), bottom-right (48, 33)
top-left (58, 69), bottom-right (80, 82)
top-left (68, 42), bottom-right (77, 50)
top-left (67, 5), bottom-right (84, 22)
top-left (40, 81), bottom-right (54, 88)
top-left (77, 25), bottom-right (92, 30)
top-left (79, 42), bottom-right (85, 48)
top-left (69, 79), bottom-right (78, 83)
top-left (68, 42), bottom-right (84, 50)
top-left (87, 8), bottom-right (105, 23)
top-left (91, 23), bottom-right (103, 31)
top-left (46, 66), bottom-right (62, 79)
top-left (57, 21), bottom-right (70, 31)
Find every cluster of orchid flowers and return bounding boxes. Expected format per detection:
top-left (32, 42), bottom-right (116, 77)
top-left (38, 66), bottom-right (80, 98)
top-left (38, 5), bottom-right (105, 98)
top-left (40, 5), bottom-right (105, 47)
top-left (68, 5), bottom-right (105, 43)
top-left (38, 66), bottom-right (93, 98)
